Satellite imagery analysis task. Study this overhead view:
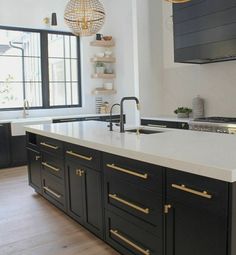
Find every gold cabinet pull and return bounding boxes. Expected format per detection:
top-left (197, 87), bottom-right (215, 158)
top-left (35, 155), bottom-right (41, 161)
top-left (76, 169), bottom-right (85, 177)
top-left (164, 204), bottom-right (172, 214)
top-left (66, 150), bottom-right (93, 161)
top-left (109, 194), bottom-right (149, 214)
top-left (43, 186), bottom-right (61, 199)
top-left (42, 162), bottom-right (60, 172)
top-left (110, 229), bottom-right (150, 255)
top-left (171, 184), bottom-right (212, 199)
top-left (40, 142), bottom-right (59, 150)
top-left (106, 164), bottom-right (148, 180)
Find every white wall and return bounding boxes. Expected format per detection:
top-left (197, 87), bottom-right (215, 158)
top-left (0, 0), bottom-right (139, 123)
top-left (161, 2), bottom-right (236, 117)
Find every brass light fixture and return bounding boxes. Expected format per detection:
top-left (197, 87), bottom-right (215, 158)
top-left (64, 0), bottom-right (106, 36)
top-left (165, 0), bottom-right (191, 3)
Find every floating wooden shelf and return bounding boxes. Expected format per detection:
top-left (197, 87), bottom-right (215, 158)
top-left (91, 73), bottom-right (116, 79)
top-left (92, 88), bottom-right (117, 95)
top-left (90, 57), bottom-right (116, 63)
top-left (90, 40), bottom-right (115, 47)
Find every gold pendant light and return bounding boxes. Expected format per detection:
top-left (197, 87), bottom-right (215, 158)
top-left (64, 0), bottom-right (106, 36)
top-left (165, 0), bottom-right (191, 3)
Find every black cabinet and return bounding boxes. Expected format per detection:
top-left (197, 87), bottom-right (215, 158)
top-left (65, 145), bottom-right (103, 238)
top-left (27, 148), bottom-right (42, 193)
top-left (166, 168), bottom-right (228, 255)
top-left (141, 119), bottom-right (189, 130)
top-left (0, 123), bottom-right (11, 169)
top-left (11, 135), bottom-right (27, 166)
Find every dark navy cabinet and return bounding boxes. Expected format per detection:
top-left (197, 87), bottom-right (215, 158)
top-left (0, 123), bottom-right (11, 168)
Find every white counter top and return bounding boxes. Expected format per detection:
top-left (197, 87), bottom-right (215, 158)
top-left (25, 121), bottom-right (236, 183)
top-left (142, 116), bottom-right (192, 123)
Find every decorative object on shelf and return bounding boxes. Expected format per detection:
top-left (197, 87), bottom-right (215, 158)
top-left (95, 96), bottom-right (103, 113)
top-left (96, 52), bottom-right (105, 58)
top-left (174, 107), bottom-right (192, 118)
top-left (104, 49), bottom-right (112, 57)
top-left (51, 13), bottom-right (58, 26)
top-left (165, 0), bottom-right (191, 3)
top-left (64, 0), bottom-right (106, 36)
top-left (103, 82), bottom-right (113, 90)
top-left (192, 95), bottom-right (204, 119)
top-left (95, 62), bottom-right (105, 74)
top-left (96, 33), bottom-right (103, 40)
top-left (100, 101), bottom-right (110, 114)
top-left (105, 63), bottom-right (113, 74)
top-left (103, 36), bottom-right (112, 41)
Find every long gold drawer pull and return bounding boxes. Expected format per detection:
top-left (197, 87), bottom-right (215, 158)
top-left (42, 162), bottom-right (60, 172)
top-left (43, 186), bottom-right (61, 199)
top-left (40, 142), bottom-right (59, 150)
top-left (109, 194), bottom-right (149, 214)
top-left (110, 229), bottom-right (150, 255)
top-left (171, 184), bottom-right (212, 199)
top-left (106, 164), bottom-right (148, 180)
top-left (66, 150), bottom-right (93, 161)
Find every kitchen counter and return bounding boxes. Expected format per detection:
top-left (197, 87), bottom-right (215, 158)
top-left (25, 121), bottom-right (236, 182)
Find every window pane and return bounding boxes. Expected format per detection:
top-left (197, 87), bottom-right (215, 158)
top-left (48, 34), bottom-right (64, 58)
top-left (49, 58), bottom-right (65, 82)
top-left (0, 56), bottom-right (23, 81)
top-left (71, 59), bottom-right (78, 81)
top-left (25, 83), bottom-right (42, 107)
top-left (24, 57), bottom-right (41, 82)
top-left (49, 83), bottom-right (66, 106)
top-left (71, 82), bottom-right (79, 105)
top-left (70, 37), bottom-right (78, 58)
top-left (0, 29), bottom-right (40, 57)
top-left (0, 82), bottom-right (23, 108)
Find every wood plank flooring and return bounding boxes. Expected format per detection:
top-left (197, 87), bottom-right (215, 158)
top-left (0, 166), bottom-right (119, 255)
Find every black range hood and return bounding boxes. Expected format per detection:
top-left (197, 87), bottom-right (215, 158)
top-left (173, 0), bottom-right (236, 64)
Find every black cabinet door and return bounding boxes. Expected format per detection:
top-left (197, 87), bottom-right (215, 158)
top-left (166, 201), bottom-right (228, 255)
top-left (27, 148), bottom-right (42, 193)
top-left (83, 167), bottom-right (103, 238)
top-left (0, 123), bottom-right (11, 168)
top-left (66, 161), bottom-right (85, 224)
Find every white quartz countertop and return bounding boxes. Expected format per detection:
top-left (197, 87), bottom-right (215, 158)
top-left (25, 121), bottom-right (236, 183)
top-left (142, 116), bottom-right (192, 123)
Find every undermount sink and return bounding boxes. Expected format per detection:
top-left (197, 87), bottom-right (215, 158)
top-left (125, 128), bottom-right (164, 135)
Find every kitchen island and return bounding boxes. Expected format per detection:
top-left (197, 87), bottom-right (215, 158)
top-left (25, 121), bottom-right (236, 255)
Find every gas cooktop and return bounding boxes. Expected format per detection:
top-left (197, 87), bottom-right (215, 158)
top-left (189, 117), bottom-right (236, 134)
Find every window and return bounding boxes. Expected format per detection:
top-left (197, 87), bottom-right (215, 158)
top-left (0, 27), bottom-right (81, 110)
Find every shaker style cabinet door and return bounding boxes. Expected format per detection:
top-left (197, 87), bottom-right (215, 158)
top-left (27, 148), bottom-right (42, 193)
top-left (0, 123), bottom-right (11, 168)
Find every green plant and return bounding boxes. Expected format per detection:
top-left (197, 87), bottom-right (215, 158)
top-left (95, 62), bottom-right (105, 67)
top-left (174, 107), bottom-right (192, 114)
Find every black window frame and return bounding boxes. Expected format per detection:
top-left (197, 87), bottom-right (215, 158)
top-left (0, 25), bottom-right (82, 111)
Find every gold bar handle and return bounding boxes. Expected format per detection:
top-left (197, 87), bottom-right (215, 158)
top-left (42, 162), bottom-right (60, 172)
top-left (106, 164), bottom-right (148, 180)
top-left (110, 229), bottom-right (150, 255)
top-left (171, 184), bottom-right (212, 199)
top-left (109, 194), bottom-right (149, 214)
top-left (40, 142), bottom-right (59, 150)
top-left (147, 124), bottom-right (167, 128)
top-left (66, 150), bottom-right (93, 161)
top-left (76, 169), bottom-right (85, 177)
top-left (43, 186), bottom-right (61, 199)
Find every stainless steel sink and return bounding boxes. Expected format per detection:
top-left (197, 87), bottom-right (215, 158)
top-left (125, 128), bottom-right (164, 135)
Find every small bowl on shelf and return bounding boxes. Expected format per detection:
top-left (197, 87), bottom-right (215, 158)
top-left (96, 52), bottom-right (105, 58)
top-left (103, 36), bottom-right (112, 41)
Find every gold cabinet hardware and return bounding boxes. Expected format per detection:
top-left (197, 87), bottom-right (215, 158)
top-left (40, 142), bottom-right (59, 150)
top-left (171, 184), bottom-right (212, 199)
top-left (43, 186), bottom-right (61, 199)
top-left (147, 124), bottom-right (167, 128)
top-left (106, 163), bottom-right (148, 180)
top-left (42, 162), bottom-right (60, 172)
top-left (76, 169), bottom-right (85, 177)
top-left (110, 229), bottom-right (150, 255)
top-left (164, 204), bottom-right (172, 214)
top-left (35, 155), bottom-right (41, 161)
top-left (66, 150), bottom-right (93, 161)
top-left (109, 194), bottom-right (149, 214)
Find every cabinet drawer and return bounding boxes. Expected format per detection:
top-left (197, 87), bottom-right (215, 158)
top-left (105, 176), bottom-right (162, 237)
top-left (106, 211), bottom-right (163, 255)
top-left (65, 143), bottom-right (101, 170)
top-left (103, 153), bottom-right (163, 194)
top-left (42, 171), bottom-right (65, 211)
top-left (38, 136), bottom-right (63, 156)
top-left (41, 153), bottom-right (64, 179)
top-left (166, 169), bottom-right (229, 216)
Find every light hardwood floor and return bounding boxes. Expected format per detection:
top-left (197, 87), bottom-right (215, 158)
top-left (0, 166), bottom-right (119, 255)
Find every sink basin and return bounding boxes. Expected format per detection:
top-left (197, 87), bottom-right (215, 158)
top-left (125, 128), bottom-right (164, 135)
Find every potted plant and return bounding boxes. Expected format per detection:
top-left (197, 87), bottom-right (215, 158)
top-left (95, 62), bottom-right (105, 74)
top-left (174, 107), bottom-right (192, 118)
